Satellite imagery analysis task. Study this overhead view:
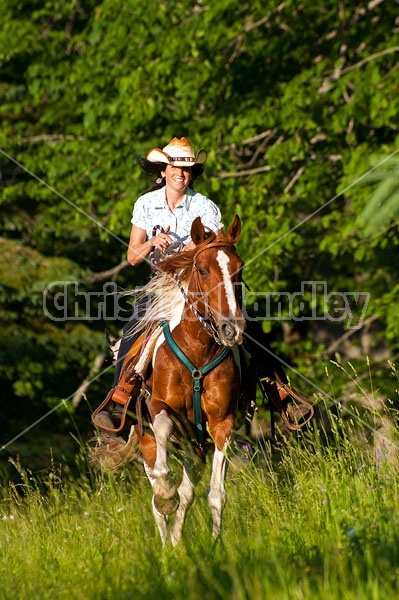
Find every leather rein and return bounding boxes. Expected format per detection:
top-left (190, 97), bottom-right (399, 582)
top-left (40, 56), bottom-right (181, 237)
top-left (175, 239), bottom-right (241, 344)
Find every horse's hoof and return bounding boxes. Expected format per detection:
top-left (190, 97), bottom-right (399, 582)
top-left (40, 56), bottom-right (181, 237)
top-left (154, 494), bottom-right (179, 515)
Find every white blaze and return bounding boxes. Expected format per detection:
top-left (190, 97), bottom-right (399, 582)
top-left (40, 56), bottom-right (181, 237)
top-left (216, 250), bottom-right (237, 316)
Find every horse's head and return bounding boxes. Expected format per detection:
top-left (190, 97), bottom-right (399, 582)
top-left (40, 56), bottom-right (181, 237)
top-left (190, 215), bottom-right (245, 346)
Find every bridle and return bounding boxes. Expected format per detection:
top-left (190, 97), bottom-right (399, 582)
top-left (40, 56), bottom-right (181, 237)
top-left (175, 240), bottom-right (242, 344)
top-left (150, 227), bottom-right (242, 343)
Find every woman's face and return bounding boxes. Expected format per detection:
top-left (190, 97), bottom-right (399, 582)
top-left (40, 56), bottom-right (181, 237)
top-left (162, 164), bottom-right (192, 195)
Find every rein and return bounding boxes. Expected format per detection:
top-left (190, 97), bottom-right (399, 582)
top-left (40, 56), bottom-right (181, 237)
top-left (160, 320), bottom-right (231, 446)
top-left (173, 239), bottom-right (241, 344)
top-left (172, 270), bottom-right (222, 342)
top-left (149, 227), bottom-right (221, 338)
top-left (151, 233), bottom-right (241, 344)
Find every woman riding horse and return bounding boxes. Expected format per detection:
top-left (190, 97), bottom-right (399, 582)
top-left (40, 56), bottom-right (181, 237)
top-left (92, 136), bottom-right (313, 437)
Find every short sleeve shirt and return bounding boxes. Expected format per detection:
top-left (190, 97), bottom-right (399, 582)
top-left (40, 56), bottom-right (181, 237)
top-left (131, 187), bottom-right (223, 242)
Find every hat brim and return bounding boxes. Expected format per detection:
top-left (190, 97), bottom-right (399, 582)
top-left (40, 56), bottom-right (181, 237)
top-left (146, 148), bottom-right (207, 166)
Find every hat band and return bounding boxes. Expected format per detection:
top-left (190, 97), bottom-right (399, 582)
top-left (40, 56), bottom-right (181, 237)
top-left (166, 155), bottom-right (195, 163)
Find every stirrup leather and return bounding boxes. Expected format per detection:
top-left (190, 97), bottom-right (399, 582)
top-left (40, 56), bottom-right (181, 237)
top-left (92, 374), bottom-right (143, 434)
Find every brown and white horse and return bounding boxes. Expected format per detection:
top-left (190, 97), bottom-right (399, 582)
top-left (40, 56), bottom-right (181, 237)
top-left (134, 215), bottom-right (252, 545)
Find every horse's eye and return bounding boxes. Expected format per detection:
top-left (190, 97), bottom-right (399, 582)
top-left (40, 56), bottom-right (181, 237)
top-left (197, 266), bottom-right (208, 277)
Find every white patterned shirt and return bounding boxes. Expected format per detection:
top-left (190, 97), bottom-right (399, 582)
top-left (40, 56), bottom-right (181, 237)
top-left (131, 187), bottom-right (223, 242)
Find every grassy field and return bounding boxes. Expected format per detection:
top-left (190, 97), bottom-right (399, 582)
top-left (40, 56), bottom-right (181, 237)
top-left (1, 401), bottom-right (399, 600)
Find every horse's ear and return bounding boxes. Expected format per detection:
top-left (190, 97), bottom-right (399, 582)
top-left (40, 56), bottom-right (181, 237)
top-left (226, 214), bottom-right (241, 244)
top-left (191, 216), bottom-right (206, 245)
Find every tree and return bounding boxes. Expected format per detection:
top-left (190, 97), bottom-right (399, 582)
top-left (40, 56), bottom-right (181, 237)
top-left (1, 0), bottom-right (399, 452)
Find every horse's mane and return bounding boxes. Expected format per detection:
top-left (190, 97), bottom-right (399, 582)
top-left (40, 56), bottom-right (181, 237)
top-left (127, 230), bottom-right (218, 339)
top-left (127, 271), bottom-right (186, 338)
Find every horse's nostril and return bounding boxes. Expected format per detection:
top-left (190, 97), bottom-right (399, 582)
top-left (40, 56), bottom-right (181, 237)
top-left (221, 322), bottom-right (235, 340)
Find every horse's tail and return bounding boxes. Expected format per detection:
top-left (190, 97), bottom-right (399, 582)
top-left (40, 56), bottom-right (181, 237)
top-left (89, 419), bottom-right (142, 472)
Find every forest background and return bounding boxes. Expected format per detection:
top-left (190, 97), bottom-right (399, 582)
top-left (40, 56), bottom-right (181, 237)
top-left (1, 0), bottom-right (399, 475)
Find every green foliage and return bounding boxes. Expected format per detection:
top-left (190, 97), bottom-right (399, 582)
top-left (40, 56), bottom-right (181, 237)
top-left (357, 154), bottom-right (399, 235)
top-left (1, 0), bottom-right (399, 445)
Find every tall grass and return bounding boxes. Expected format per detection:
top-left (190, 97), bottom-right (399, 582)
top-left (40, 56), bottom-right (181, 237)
top-left (1, 396), bottom-right (399, 599)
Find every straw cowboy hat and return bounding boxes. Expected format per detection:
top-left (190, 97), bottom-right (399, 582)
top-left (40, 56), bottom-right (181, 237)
top-left (146, 137), bottom-right (207, 167)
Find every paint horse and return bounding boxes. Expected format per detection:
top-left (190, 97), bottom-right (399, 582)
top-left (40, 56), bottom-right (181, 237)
top-left (136, 215), bottom-right (251, 546)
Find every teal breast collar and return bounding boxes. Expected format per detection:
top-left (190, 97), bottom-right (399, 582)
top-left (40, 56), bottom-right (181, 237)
top-left (160, 320), bottom-right (231, 445)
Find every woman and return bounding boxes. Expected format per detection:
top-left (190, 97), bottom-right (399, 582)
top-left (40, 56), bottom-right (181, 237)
top-left (126, 136), bottom-right (222, 266)
top-left (99, 137), bottom-right (223, 430)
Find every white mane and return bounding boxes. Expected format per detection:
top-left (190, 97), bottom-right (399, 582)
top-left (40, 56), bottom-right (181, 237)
top-left (127, 271), bottom-right (187, 339)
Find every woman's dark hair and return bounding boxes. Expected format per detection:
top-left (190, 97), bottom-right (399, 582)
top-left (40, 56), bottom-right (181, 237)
top-left (137, 158), bottom-right (205, 192)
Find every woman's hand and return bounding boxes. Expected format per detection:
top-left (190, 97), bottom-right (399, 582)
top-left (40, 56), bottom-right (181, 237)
top-left (151, 226), bottom-right (172, 251)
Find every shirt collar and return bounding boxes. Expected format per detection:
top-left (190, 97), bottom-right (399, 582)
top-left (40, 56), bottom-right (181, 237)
top-left (156, 188), bottom-right (193, 211)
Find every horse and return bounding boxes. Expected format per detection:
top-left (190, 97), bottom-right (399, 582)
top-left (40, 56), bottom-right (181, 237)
top-left (130, 214), bottom-right (253, 546)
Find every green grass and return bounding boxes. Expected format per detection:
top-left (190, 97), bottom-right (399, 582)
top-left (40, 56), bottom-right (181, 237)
top-left (1, 403), bottom-right (399, 599)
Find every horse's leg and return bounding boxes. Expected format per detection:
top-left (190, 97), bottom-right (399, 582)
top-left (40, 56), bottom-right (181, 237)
top-left (140, 434), bottom-right (170, 544)
top-left (170, 452), bottom-right (205, 546)
top-left (152, 409), bottom-right (179, 514)
top-left (143, 462), bottom-right (169, 545)
top-left (169, 465), bottom-right (195, 547)
top-left (208, 440), bottom-right (229, 539)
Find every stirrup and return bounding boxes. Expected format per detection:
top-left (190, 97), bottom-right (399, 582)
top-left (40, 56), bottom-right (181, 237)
top-left (92, 375), bottom-right (142, 435)
top-left (260, 378), bottom-right (314, 431)
top-left (276, 382), bottom-right (314, 430)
